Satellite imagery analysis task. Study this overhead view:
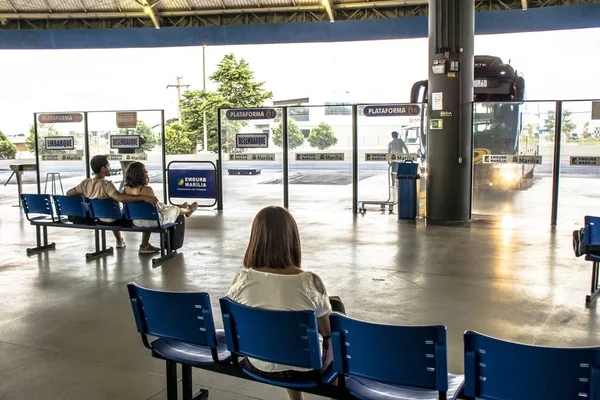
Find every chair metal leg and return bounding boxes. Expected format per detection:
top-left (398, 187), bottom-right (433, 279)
top-left (182, 364), bottom-right (209, 400)
top-left (587, 261), bottom-right (600, 304)
top-left (86, 230), bottom-right (113, 260)
top-left (26, 225), bottom-right (56, 255)
top-left (166, 360), bottom-right (178, 400)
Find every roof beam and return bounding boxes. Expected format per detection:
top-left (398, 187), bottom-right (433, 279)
top-left (0, 1), bottom-right (428, 20)
top-left (322, 0), bottom-right (334, 22)
top-left (141, 0), bottom-right (161, 29)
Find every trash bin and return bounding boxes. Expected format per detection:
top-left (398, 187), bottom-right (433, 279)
top-left (396, 161), bottom-right (419, 220)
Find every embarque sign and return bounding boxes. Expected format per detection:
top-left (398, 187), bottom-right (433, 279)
top-left (38, 113), bottom-right (83, 123)
top-left (226, 108), bottom-right (277, 120)
top-left (363, 104), bottom-right (421, 117)
top-left (45, 136), bottom-right (74, 151)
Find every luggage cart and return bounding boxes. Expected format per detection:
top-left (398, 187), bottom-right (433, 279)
top-left (359, 163), bottom-right (398, 214)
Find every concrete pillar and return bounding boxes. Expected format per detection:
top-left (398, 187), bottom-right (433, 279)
top-left (426, 0), bottom-right (474, 221)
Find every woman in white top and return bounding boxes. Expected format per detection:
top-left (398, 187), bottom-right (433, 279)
top-left (227, 206), bottom-right (343, 400)
top-left (123, 162), bottom-right (197, 253)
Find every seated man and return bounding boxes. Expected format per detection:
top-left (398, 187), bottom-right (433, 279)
top-left (66, 155), bottom-right (158, 249)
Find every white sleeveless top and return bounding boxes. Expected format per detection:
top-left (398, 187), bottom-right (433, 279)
top-left (226, 268), bottom-right (332, 372)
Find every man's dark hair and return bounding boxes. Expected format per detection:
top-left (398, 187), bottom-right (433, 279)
top-left (392, 131), bottom-right (399, 139)
top-left (243, 206), bottom-right (301, 270)
top-left (124, 162), bottom-right (147, 188)
top-left (90, 155), bottom-right (109, 175)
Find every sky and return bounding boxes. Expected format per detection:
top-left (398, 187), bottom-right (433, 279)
top-left (0, 27), bottom-right (599, 134)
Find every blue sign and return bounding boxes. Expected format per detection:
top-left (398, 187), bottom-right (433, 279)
top-left (236, 133), bottom-right (269, 148)
top-left (226, 108), bottom-right (277, 120)
top-left (45, 136), bottom-right (74, 150)
top-left (363, 104), bottom-right (421, 117)
top-left (110, 135), bottom-right (140, 149)
top-left (168, 169), bottom-right (215, 199)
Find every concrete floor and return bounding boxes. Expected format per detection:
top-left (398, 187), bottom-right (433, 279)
top-left (0, 185), bottom-right (599, 399)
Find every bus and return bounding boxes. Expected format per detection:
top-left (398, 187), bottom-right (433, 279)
top-left (410, 55), bottom-right (536, 189)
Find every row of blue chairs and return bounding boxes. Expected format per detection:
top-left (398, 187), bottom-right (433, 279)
top-left (20, 193), bottom-right (179, 265)
top-left (128, 283), bottom-right (600, 400)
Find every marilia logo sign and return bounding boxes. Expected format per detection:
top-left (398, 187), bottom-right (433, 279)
top-left (178, 176), bottom-right (208, 188)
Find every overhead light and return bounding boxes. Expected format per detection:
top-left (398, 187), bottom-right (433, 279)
top-left (144, 6), bottom-right (151, 13)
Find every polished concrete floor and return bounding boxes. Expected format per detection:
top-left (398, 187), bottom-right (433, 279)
top-left (0, 197), bottom-right (598, 399)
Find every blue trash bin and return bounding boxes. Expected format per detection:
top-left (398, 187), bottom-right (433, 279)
top-left (396, 162), bottom-right (419, 220)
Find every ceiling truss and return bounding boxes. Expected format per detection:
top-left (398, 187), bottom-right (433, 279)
top-left (0, 0), bottom-right (596, 30)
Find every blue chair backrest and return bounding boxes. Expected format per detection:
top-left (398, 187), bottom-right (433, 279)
top-left (219, 297), bottom-right (322, 370)
top-left (464, 331), bottom-right (600, 399)
top-left (584, 216), bottom-right (600, 247)
top-left (21, 194), bottom-right (55, 220)
top-left (123, 202), bottom-right (160, 224)
top-left (88, 198), bottom-right (122, 220)
top-left (329, 314), bottom-right (449, 391)
top-left (127, 283), bottom-right (218, 348)
top-left (53, 195), bottom-right (87, 219)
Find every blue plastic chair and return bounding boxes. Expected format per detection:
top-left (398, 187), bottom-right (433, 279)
top-left (219, 297), bottom-right (337, 389)
top-left (20, 193), bottom-right (56, 222)
top-left (127, 283), bottom-right (230, 400)
top-left (464, 331), bottom-right (600, 400)
top-left (87, 198), bottom-right (123, 221)
top-left (584, 216), bottom-right (600, 253)
top-left (53, 195), bottom-right (88, 222)
top-left (329, 314), bottom-right (463, 399)
top-left (583, 216), bottom-right (600, 303)
top-left (123, 201), bottom-right (177, 229)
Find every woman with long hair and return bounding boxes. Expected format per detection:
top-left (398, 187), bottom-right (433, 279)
top-left (227, 206), bottom-right (344, 400)
top-left (123, 162), bottom-right (197, 253)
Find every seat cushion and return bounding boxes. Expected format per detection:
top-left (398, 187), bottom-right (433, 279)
top-left (346, 373), bottom-right (464, 400)
top-left (151, 329), bottom-right (231, 366)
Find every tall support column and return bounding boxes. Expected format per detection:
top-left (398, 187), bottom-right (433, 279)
top-left (426, 0), bottom-right (474, 221)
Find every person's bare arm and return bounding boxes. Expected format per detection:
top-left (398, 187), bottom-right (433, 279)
top-left (313, 274), bottom-right (332, 338)
top-left (111, 191), bottom-right (158, 205)
top-left (66, 187), bottom-right (81, 196)
top-left (139, 186), bottom-right (163, 211)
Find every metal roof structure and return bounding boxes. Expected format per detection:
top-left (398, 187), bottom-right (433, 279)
top-left (0, 0), bottom-right (597, 30)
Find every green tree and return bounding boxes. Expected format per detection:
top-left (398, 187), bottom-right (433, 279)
top-left (272, 118), bottom-right (305, 150)
top-left (210, 54), bottom-right (273, 107)
top-left (562, 109), bottom-right (577, 138)
top-left (119, 121), bottom-right (158, 153)
top-left (25, 123), bottom-right (63, 155)
top-left (544, 110), bottom-right (555, 135)
top-left (583, 121), bottom-right (591, 137)
top-left (165, 122), bottom-right (194, 155)
top-left (0, 130), bottom-right (17, 159)
top-left (308, 122), bottom-right (338, 150)
top-left (179, 54), bottom-right (273, 153)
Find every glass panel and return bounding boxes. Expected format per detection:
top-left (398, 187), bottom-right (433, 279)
top-left (472, 101), bottom-right (555, 222)
top-left (35, 112), bottom-right (86, 196)
top-left (558, 100), bottom-right (600, 225)
top-left (220, 108), bottom-right (283, 212)
top-left (287, 105), bottom-right (352, 212)
top-left (87, 111), bottom-right (164, 198)
top-left (357, 103), bottom-right (427, 216)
